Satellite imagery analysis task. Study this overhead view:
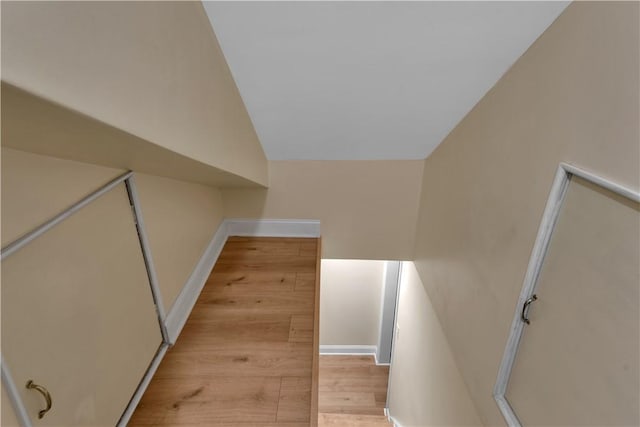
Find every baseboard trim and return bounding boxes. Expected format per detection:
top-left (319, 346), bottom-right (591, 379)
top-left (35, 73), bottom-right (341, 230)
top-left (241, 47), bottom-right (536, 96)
top-left (226, 219), bottom-right (320, 238)
top-left (165, 220), bottom-right (229, 344)
top-left (320, 345), bottom-right (377, 355)
top-left (385, 408), bottom-right (404, 427)
top-left (319, 345), bottom-right (391, 366)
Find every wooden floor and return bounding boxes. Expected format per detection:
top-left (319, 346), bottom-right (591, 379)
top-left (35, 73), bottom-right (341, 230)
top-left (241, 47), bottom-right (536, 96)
top-left (318, 355), bottom-right (391, 427)
top-left (129, 237), bottom-right (320, 427)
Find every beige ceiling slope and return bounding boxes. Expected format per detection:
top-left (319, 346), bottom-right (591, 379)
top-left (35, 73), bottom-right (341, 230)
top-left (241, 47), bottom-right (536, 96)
top-left (1, 1), bottom-right (268, 188)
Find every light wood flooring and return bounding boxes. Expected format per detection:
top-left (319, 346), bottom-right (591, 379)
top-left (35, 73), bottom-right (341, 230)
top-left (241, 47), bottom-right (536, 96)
top-left (129, 237), bottom-right (320, 427)
top-left (318, 355), bottom-right (391, 427)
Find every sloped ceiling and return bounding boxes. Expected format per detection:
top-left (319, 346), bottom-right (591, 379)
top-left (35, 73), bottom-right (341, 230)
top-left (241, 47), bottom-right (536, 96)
top-left (204, 1), bottom-right (569, 160)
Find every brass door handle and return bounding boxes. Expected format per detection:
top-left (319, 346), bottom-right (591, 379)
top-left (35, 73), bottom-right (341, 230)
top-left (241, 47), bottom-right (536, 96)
top-left (26, 380), bottom-right (52, 419)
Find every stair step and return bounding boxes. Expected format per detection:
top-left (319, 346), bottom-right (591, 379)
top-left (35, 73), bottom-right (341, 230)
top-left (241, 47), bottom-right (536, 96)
top-left (319, 412), bottom-right (392, 426)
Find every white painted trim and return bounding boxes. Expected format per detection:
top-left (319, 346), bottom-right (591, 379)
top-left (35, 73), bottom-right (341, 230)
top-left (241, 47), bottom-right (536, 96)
top-left (562, 163), bottom-right (640, 203)
top-left (1, 355), bottom-right (33, 427)
top-left (117, 343), bottom-right (169, 427)
top-left (226, 219), bottom-right (320, 238)
top-left (385, 407), bottom-right (404, 427)
top-left (0, 171), bottom-right (133, 260)
top-left (493, 162), bottom-right (640, 427)
top-left (165, 221), bottom-right (229, 344)
top-left (385, 261), bottom-right (404, 410)
top-left (125, 175), bottom-right (169, 343)
top-left (319, 345), bottom-right (378, 356)
top-left (377, 261), bottom-right (401, 365)
top-left (319, 345), bottom-right (388, 365)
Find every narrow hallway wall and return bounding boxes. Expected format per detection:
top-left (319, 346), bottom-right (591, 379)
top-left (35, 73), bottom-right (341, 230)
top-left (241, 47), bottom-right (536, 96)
top-left (412, 3), bottom-right (639, 425)
top-left (319, 259), bottom-right (385, 348)
top-left (222, 160), bottom-right (424, 260)
top-left (387, 262), bottom-right (481, 426)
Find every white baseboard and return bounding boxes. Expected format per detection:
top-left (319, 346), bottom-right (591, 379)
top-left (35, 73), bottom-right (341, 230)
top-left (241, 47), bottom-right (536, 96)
top-left (319, 345), bottom-right (391, 366)
top-left (165, 221), bottom-right (229, 344)
top-left (320, 344), bottom-right (378, 355)
top-left (320, 345), bottom-right (377, 355)
top-left (226, 219), bottom-right (320, 238)
top-left (385, 408), bottom-right (404, 427)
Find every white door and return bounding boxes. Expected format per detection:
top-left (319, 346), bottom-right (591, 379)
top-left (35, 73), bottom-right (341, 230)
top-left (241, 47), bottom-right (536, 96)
top-left (1, 183), bottom-right (162, 426)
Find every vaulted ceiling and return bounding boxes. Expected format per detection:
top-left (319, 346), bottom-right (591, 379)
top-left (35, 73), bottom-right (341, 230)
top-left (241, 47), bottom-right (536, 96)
top-left (204, 1), bottom-right (568, 161)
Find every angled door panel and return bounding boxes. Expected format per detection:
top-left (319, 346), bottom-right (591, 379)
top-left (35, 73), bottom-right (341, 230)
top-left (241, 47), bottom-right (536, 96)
top-left (1, 184), bottom-right (161, 426)
top-left (503, 174), bottom-right (639, 426)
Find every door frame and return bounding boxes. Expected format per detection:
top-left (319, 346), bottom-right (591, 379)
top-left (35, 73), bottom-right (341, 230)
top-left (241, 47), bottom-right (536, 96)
top-left (1, 171), bottom-right (170, 427)
top-left (493, 162), bottom-right (640, 426)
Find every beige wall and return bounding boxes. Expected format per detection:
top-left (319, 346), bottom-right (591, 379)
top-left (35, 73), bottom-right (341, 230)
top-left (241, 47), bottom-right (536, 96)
top-left (1, 148), bottom-right (225, 319)
top-left (412, 2), bottom-right (639, 425)
top-left (222, 160), bottom-right (424, 260)
top-left (1, 83), bottom-right (263, 188)
top-left (1, 148), bottom-right (124, 247)
top-left (1, 1), bottom-right (268, 186)
top-left (387, 262), bottom-right (481, 427)
top-left (135, 173), bottom-right (224, 313)
top-left (319, 259), bottom-right (385, 346)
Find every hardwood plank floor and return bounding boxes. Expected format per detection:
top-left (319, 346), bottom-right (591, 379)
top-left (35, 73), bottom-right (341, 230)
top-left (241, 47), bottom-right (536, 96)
top-left (318, 355), bottom-right (391, 426)
top-left (129, 237), bottom-right (319, 427)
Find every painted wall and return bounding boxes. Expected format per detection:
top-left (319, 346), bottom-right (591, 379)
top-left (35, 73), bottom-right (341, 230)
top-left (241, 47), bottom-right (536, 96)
top-left (1, 148), bottom-right (124, 247)
top-left (1, 83), bottom-right (262, 188)
top-left (412, 2), bottom-right (639, 425)
top-left (319, 259), bottom-right (385, 347)
top-left (222, 160), bottom-right (424, 260)
top-left (1, 148), bottom-right (224, 321)
top-left (134, 173), bottom-right (224, 313)
top-left (387, 262), bottom-right (482, 427)
top-left (1, 1), bottom-right (268, 186)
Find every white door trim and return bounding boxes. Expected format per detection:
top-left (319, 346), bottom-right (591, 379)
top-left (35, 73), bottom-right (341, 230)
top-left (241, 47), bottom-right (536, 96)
top-left (0, 171), bottom-right (133, 261)
top-left (0, 171), bottom-right (169, 426)
top-left (377, 261), bottom-right (401, 365)
top-left (385, 261), bottom-right (404, 411)
top-left (125, 175), bottom-right (169, 342)
top-left (1, 355), bottom-right (33, 427)
top-left (116, 343), bottom-right (169, 427)
top-left (165, 218), bottom-right (322, 343)
top-left (493, 162), bottom-right (640, 426)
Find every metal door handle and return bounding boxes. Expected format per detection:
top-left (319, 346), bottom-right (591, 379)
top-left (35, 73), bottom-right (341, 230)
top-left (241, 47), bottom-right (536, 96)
top-left (26, 380), bottom-right (52, 419)
top-left (521, 294), bottom-right (538, 325)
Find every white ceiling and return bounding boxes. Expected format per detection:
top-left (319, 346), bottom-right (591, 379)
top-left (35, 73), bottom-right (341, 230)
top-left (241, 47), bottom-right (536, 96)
top-left (203, 1), bottom-right (568, 160)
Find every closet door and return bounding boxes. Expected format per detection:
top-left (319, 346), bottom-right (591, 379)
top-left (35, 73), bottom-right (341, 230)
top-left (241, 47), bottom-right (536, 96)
top-left (1, 183), bottom-right (162, 426)
top-left (505, 176), bottom-right (639, 426)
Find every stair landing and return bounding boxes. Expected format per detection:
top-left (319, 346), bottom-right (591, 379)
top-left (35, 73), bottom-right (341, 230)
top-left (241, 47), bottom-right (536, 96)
top-left (318, 355), bottom-right (391, 426)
